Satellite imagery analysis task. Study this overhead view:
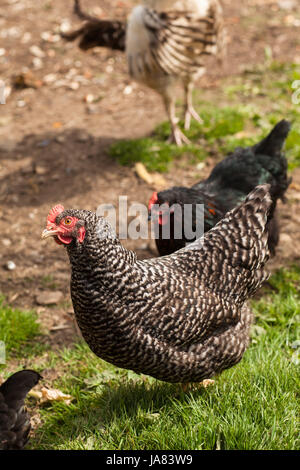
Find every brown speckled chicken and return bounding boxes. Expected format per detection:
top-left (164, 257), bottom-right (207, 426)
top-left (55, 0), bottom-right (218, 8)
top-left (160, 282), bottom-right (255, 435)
top-left (42, 185), bottom-right (272, 384)
top-left (62, 0), bottom-right (224, 145)
top-left (0, 370), bottom-right (41, 450)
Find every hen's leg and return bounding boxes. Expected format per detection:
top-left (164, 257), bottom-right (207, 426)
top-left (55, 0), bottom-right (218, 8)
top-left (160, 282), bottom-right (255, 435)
top-left (183, 80), bottom-right (203, 131)
top-left (162, 93), bottom-right (191, 146)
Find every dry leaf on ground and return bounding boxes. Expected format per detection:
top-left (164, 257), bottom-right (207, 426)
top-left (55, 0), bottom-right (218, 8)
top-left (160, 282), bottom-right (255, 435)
top-left (29, 387), bottom-right (73, 405)
top-left (134, 162), bottom-right (167, 189)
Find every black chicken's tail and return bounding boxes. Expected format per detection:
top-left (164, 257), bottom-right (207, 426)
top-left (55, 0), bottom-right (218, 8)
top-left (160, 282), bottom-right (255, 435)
top-left (61, 0), bottom-right (126, 51)
top-left (253, 119), bottom-right (291, 158)
top-left (256, 119), bottom-right (292, 202)
top-left (0, 370), bottom-right (41, 450)
top-left (254, 120), bottom-right (292, 255)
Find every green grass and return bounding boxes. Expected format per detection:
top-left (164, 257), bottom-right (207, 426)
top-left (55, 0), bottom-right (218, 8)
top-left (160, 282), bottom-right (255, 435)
top-left (0, 297), bottom-right (42, 365)
top-left (252, 265), bottom-right (300, 341)
top-left (108, 106), bottom-right (247, 173)
top-left (109, 60), bottom-right (300, 173)
top-left (40, 275), bottom-right (58, 290)
top-left (109, 135), bottom-right (209, 173)
top-left (18, 266), bottom-right (298, 450)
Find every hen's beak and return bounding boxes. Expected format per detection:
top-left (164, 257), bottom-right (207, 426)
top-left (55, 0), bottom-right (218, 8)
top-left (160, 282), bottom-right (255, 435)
top-left (41, 229), bottom-right (60, 239)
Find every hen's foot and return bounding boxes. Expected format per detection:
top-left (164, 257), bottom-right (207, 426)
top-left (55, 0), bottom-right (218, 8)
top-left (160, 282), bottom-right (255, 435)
top-left (184, 106), bottom-right (203, 131)
top-left (168, 126), bottom-right (191, 146)
top-left (181, 379), bottom-right (215, 393)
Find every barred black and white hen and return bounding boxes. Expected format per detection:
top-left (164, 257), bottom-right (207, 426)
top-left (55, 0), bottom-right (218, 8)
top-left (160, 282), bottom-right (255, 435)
top-left (62, 0), bottom-right (225, 145)
top-left (0, 370), bottom-right (41, 450)
top-left (42, 185), bottom-right (272, 384)
top-left (149, 120), bottom-right (291, 256)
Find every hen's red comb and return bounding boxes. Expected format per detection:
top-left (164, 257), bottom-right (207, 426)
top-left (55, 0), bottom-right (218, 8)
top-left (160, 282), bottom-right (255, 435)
top-left (148, 192), bottom-right (158, 211)
top-left (47, 204), bottom-right (65, 224)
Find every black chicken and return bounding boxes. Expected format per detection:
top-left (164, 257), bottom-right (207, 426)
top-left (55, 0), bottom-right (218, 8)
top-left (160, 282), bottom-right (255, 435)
top-left (42, 185), bottom-right (272, 384)
top-left (0, 370), bottom-right (41, 450)
top-left (148, 120), bottom-right (291, 256)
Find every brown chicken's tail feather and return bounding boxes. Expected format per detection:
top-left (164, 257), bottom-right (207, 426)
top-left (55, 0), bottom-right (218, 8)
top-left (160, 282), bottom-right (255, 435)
top-left (61, 0), bottom-right (126, 51)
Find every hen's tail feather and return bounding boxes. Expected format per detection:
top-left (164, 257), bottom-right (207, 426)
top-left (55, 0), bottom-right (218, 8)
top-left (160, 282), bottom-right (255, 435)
top-left (0, 370), bottom-right (41, 407)
top-left (0, 370), bottom-right (41, 450)
top-left (259, 120), bottom-right (292, 204)
top-left (61, 20), bottom-right (126, 51)
top-left (212, 184), bottom-right (272, 267)
top-left (254, 119), bottom-right (292, 203)
top-left (61, 0), bottom-right (126, 51)
top-left (73, 0), bottom-right (99, 23)
top-left (184, 185), bottom-right (272, 301)
top-left (253, 119), bottom-right (291, 157)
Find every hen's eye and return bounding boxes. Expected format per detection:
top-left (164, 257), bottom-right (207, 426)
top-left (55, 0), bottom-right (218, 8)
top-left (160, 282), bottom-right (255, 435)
top-left (64, 217), bottom-right (72, 225)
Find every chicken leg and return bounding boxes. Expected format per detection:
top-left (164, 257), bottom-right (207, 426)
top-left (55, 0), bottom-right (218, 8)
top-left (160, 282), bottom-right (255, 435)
top-left (184, 80), bottom-right (203, 131)
top-left (162, 93), bottom-right (191, 146)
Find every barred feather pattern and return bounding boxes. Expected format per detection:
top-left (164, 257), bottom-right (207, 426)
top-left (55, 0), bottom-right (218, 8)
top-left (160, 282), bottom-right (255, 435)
top-left (59, 185), bottom-right (271, 383)
top-left (126, 0), bottom-right (224, 87)
top-left (0, 370), bottom-right (41, 450)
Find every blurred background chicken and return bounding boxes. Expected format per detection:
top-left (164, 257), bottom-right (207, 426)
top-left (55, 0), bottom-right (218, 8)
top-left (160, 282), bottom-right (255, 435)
top-left (62, 0), bottom-right (225, 145)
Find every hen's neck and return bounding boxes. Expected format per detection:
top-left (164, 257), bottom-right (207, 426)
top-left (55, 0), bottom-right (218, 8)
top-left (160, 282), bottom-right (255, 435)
top-left (67, 236), bottom-right (136, 274)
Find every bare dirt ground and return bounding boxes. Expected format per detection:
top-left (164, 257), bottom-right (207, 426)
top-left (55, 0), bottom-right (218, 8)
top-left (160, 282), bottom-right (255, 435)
top-left (0, 0), bottom-right (300, 346)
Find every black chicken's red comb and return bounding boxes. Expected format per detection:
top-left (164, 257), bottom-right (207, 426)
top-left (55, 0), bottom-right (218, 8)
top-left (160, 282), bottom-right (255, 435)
top-left (148, 192), bottom-right (158, 211)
